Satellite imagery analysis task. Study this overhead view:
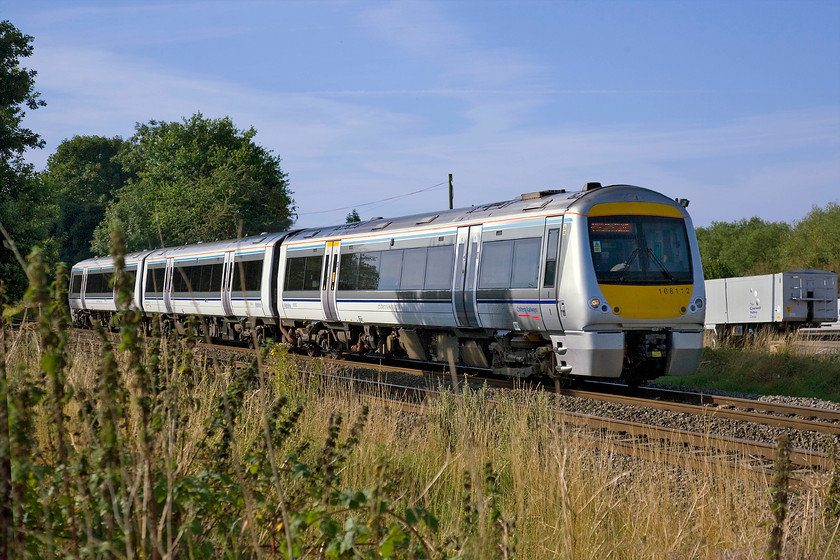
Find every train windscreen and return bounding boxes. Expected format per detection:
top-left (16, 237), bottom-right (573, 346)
top-left (588, 215), bottom-right (692, 284)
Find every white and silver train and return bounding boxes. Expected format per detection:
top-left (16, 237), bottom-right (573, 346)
top-left (70, 182), bottom-right (706, 384)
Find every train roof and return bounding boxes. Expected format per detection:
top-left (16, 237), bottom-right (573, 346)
top-left (71, 250), bottom-right (154, 271)
top-left (70, 183), bottom-right (690, 269)
top-left (72, 231), bottom-right (288, 269)
top-left (284, 183), bottom-right (689, 243)
top-left (142, 231), bottom-right (288, 260)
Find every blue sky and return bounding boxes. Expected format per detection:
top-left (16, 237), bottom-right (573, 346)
top-left (5, 0), bottom-right (839, 229)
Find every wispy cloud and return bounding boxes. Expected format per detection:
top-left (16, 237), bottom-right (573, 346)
top-left (13, 0), bottom-right (839, 231)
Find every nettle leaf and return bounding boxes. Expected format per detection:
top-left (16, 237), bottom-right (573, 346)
top-left (379, 524), bottom-right (408, 558)
top-left (305, 510), bottom-right (321, 526)
top-left (405, 507), bottom-right (438, 530)
top-left (41, 353), bottom-right (60, 374)
top-left (292, 462), bottom-right (310, 479)
top-left (319, 517), bottom-right (340, 537)
top-left (338, 488), bottom-right (367, 509)
top-left (340, 528), bottom-right (356, 553)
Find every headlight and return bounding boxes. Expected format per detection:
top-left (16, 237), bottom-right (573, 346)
top-left (694, 298), bottom-right (704, 309)
top-left (589, 297), bottom-right (601, 309)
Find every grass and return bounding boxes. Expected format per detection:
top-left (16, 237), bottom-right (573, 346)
top-left (660, 330), bottom-right (840, 402)
top-left (4, 325), bottom-right (840, 558)
top-left (2, 238), bottom-right (840, 558)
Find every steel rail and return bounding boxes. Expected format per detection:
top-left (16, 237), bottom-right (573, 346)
top-left (317, 371), bottom-right (832, 472)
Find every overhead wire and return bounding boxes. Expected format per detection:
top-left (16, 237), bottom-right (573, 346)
top-left (296, 181), bottom-right (448, 216)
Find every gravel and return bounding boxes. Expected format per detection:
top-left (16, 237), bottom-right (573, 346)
top-left (340, 364), bottom-right (840, 454)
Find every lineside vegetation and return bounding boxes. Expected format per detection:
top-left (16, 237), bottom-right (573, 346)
top-left (1, 234), bottom-right (839, 558)
top-left (661, 330), bottom-right (840, 402)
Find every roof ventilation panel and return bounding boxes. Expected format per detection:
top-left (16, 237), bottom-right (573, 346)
top-left (583, 182), bottom-right (602, 192)
top-left (520, 189), bottom-right (566, 200)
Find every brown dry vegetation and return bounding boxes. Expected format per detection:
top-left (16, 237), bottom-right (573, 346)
top-left (2, 242), bottom-right (839, 558)
top-left (3, 324), bottom-right (840, 558)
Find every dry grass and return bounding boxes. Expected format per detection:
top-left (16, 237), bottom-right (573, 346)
top-left (668, 328), bottom-right (840, 402)
top-left (4, 326), bottom-right (840, 558)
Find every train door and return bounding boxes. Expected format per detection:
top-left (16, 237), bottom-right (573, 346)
top-left (80, 269), bottom-right (87, 309)
top-left (221, 252), bottom-right (235, 316)
top-left (454, 225), bottom-right (482, 327)
top-left (163, 258), bottom-right (174, 314)
top-left (321, 241), bottom-right (340, 322)
top-left (540, 217), bottom-right (565, 331)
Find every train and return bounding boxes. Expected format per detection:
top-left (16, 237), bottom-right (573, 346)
top-left (69, 182), bottom-right (706, 385)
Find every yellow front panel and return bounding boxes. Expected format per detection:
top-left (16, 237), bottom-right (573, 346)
top-left (588, 202), bottom-right (683, 218)
top-left (599, 284), bottom-right (693, 319)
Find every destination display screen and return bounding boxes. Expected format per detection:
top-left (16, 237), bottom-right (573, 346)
top-left (589, 222), bottom-right (634, 234)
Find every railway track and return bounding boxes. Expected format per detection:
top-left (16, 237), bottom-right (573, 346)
top-left (180, 336), bottom-right (840, 440)
top-left (315, 371), bottom-right (833, 488)
top-left (64, 327), bottom-right (840, 435)
top-left (63, 329), bottom-right (839, 483)
top-left (554, 382), bottom-right (840, 436)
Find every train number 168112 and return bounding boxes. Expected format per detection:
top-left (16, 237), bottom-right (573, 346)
top-left (658, 286), bottom-right (691, 296)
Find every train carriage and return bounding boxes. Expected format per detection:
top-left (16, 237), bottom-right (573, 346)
top-left (271, 182), bottom-right (705, 383)
top-left (69, 251), bottom-right (151, 328)
top-left (140, 233), bottom-right (287, 340)
top-left (71, 182), bottom-right (706, 384)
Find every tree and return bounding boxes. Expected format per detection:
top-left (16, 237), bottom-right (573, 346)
top-left (92, 114), bottom-right (295, 254)
top-left (345, 209), bottom-right (361, 223)
top-left (40, 135), bottom-right (131, 265)
top-left (781, 203), bottom-right (840, 273)
top-left (696, 217), bottom-right (791, 279)
top-left (0, 20), bottom-right (49, 300)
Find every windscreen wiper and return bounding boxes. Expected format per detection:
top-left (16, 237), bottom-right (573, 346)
top-left (646, 248), bottom-right (675, 282)
top-left (616, 248), bottom-right (641, 283)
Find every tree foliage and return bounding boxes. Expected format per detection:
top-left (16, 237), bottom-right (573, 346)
top-left (0, 20), bottom-right (49, 300)
top-left (346, 209), bottom-right (361, 223)
top-left (696, 203), bottom-right (840, 280)
top-left (0, 20), bottom-right (45, 166)
top-left (40, 135), bottom-right (131, 265)
top-left (782, 203), bottom-right (840, 274)
top-left (92, 113), bottom-right (295, 254)
top-left (696, 218), bottom-right (791, 279)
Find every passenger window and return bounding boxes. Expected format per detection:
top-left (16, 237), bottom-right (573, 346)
top-left (425, 246), bottom-right (454, 290)
top-left (338, 253), bottom-right (359, 290)
top-left (117, 265), bottom-right (137, 289)
top-left (86, 270), bottom-right (114, 297)
top-left (303, 256), bottom-right (322, 290)
top-left (146, 266), bottom-right (166, 296)
top-left (198, 264), bottom-right (213, 292)
top-left (401, 248), bottom-right (427, 290)
top-left (478, 240), bottom-right (514, 289)
top-left (357, 252), bottom-right (380, 290)
top-left (285, 257), bottom-right (305, 291)
top-left (70, 272), bottom-right (83, 295)
top-left (210, 263), bottom-right (223, 291)
top-left (235, 259), bottom-right (262, 293)
top-left (511, 238), bottom-right (541, 288)
top-left (378, 251), bottom-right (402, 290)
top-left (543, 229), bottom-right (560, 288)
top-left (284, 255), bottom-right (323, 291)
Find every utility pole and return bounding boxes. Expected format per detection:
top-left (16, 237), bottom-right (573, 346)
top-left (448, 173), bottom-right (453, 209)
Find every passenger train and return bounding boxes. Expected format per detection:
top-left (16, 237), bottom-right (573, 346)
top-left (70, 182), bottom-right (706, 385)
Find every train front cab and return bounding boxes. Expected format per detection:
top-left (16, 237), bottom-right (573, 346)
top-left (552, 195), bottom-right (705, 384)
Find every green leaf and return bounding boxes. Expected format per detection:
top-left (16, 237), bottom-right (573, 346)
top-left (379, 525), bottom-right (408, 558)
